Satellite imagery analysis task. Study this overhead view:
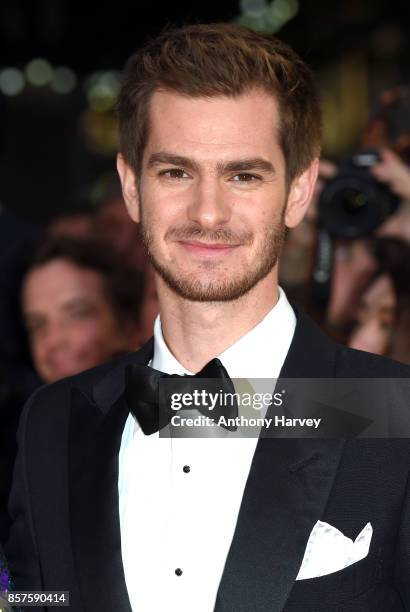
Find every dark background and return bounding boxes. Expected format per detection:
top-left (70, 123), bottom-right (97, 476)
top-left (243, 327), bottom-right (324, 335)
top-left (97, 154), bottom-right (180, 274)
top-left (1, 0), bottom-right (409, 224)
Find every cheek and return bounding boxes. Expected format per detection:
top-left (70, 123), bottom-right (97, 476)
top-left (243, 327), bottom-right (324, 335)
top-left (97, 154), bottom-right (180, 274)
top-left (142, 183), bottom-right (189, 225)
top-left (29, 336), bottom-right (59, 382)
top-left (70, 318), bottom-right (117, 360)
top-left (259, 191), bottom-right (286, 221)
top-left (31, 339), bottom-right (46, 367)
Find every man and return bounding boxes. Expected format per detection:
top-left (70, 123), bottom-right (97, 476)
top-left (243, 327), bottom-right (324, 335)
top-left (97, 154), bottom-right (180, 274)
top-left (6, 24), bottom-right (410, 612)
top-left (20, 236), bottom-right (143, 383)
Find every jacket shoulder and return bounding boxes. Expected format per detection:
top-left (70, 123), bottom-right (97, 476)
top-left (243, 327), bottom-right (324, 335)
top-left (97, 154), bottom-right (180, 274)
top-left (26, 352), bottom-right (130, 407)
top-left (335, 343), bottom-right (410, 377)
top-left (21, 341), bottom-right (153, 428)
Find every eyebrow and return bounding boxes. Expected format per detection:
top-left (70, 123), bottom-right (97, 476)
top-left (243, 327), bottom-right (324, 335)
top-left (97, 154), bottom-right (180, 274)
top-left (147, 151), bottom-right (276, 175)
top-left (147, 152), bottom-right (199, 171)
top-left (219, 158), bottom-right (275, 175)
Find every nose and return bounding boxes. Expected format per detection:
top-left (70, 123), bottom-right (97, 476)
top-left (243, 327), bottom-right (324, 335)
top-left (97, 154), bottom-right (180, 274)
top-left (187, 177), bottom-right (232, 229)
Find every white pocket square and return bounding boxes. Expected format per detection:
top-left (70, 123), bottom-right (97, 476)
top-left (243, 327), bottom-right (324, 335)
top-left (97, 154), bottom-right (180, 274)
top-left (296, 521), bottom-right (373, 580)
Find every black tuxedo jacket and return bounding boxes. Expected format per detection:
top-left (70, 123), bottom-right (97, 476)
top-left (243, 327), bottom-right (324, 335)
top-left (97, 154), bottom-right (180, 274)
top-left (5, 310), bottom-right (410, 611)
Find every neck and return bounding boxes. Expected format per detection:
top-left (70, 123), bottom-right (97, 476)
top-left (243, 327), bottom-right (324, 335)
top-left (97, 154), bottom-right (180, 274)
top-left (156, 269), bottom-right (279, 372)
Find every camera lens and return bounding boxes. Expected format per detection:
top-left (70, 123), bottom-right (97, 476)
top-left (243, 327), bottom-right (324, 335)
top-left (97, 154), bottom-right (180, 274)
top-left (340, 188), bottom-right (368, 212)
top-left (318, 155), bottom-right (399, 238)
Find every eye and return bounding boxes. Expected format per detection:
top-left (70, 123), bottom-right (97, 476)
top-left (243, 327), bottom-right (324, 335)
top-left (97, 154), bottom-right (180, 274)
top-left (231, 173), bottom-right (260, 182)
top-left (159, 168), bottom-right (190, 180)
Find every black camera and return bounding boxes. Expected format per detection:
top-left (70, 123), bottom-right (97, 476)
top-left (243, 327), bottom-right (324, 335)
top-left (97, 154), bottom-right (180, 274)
top-left (318, 151), bottom-right (399, 239)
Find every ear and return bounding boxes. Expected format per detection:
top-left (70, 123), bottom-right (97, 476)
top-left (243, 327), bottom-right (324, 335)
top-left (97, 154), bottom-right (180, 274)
top-left (116, 154), bottom-right (141, 223)
top-left (284, 158), bottom-right (319, 229)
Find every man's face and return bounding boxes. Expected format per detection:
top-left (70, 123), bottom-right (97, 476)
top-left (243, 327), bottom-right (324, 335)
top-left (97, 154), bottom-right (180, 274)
top-left (22, 259), bottom-right (134, 383)
top-left (119, 89), bottom-right (317, 302)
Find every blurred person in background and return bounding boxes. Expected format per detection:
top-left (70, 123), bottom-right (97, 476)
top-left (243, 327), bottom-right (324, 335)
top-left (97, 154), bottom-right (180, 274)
top-left (0, 236), bottom-right (145, 547)
top-left (280, 85), bottom-right (410, 339)
top-left (1, 234), bottom-right (146, 547)
top-left (21, 236), bottom-right (144, 384)
top-left (348, 237), bottom-right (410, 363)
top-left (325, 86), bottom-right (410, 335)
top-left (362, 86), bottom-right (410, 243)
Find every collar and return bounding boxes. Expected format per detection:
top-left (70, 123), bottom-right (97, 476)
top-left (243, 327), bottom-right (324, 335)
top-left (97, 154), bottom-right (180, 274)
top-left (151, 287), bottom-right (296, 379)
top-left (90, 305), bottom-right (337, 416)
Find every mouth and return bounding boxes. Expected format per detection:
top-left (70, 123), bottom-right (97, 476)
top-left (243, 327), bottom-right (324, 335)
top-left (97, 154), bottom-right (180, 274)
top-left (177, 240), bottom-right (240, 257)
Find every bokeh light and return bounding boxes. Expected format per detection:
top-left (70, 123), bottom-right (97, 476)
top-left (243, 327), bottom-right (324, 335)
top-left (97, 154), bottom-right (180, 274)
top-left (50, 67), bottom-right (77, 94)
top-left (0, 68), bottom-right (25, 96)
top-left (25, 58), bottom-right (53, 87)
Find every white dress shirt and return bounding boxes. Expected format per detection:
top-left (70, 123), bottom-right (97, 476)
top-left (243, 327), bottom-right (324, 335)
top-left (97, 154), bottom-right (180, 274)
top-left (118, 287), bottom-right (296, 611)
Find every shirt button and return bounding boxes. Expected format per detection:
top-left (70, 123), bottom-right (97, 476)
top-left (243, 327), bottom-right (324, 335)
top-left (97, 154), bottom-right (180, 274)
top-left (175, 568), bottom-right (183, 576)
top-left (183, 465), bottom-right (190, 473)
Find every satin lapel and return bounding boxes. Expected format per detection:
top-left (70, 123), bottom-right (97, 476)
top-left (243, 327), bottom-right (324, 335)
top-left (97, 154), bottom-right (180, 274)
top-left (215, 310), bottom-right (346, 612)
top-left (69, 339), bottom-right (153, 612)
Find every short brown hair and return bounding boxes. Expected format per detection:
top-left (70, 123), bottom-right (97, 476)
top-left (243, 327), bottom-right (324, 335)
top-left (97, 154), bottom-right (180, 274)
top-left (117, 22), bottom-right (321, 184)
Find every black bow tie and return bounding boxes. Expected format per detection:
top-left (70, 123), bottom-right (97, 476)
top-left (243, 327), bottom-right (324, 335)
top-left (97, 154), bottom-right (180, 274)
top-left (124, 358), bottom-right (238, 434)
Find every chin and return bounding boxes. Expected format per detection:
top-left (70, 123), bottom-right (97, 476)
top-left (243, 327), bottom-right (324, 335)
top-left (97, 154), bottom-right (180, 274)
top-left (46, 363), bottom-right (83, 383)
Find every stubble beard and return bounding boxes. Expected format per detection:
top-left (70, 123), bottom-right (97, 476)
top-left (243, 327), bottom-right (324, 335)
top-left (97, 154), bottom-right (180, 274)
top-left (139, 208), bottom-right (286, 303)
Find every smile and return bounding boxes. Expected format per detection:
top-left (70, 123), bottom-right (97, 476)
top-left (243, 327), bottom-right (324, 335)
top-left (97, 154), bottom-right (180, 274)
top-left (177, 240), bottom-right (240, 257)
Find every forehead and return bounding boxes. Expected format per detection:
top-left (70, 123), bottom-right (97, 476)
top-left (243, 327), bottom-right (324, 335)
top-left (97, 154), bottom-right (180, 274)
top-left (144, 88), bottom-right (282, 162)
top-left (23, 259), bottom-right (106, 304)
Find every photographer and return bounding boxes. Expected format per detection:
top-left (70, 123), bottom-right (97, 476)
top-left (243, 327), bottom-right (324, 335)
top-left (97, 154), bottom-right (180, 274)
top-left (371, 147), bottom-right (410, 238)
top-left (313, 86), bottom-right (410, 338)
